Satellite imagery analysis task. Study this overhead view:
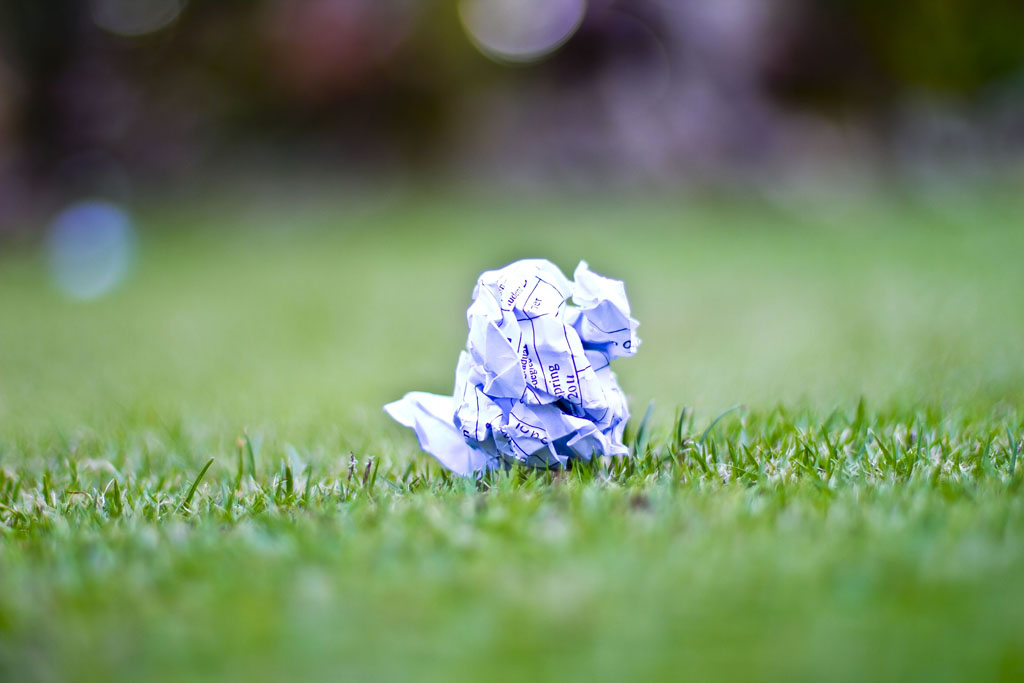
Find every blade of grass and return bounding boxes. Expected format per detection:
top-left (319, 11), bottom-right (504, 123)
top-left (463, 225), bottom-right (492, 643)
top-left (107, 478), bottom-right (123, 518)
top-left (699, 404), bottom-right (742, 447)
top-left (177, 458), bottom-right (214, 514)
top-left (633, 401), bottom-right (655, 456)
top-left (243, 431), bottom-right (257, 479)
top-left (1007, 427), bottom-right (1019, 477)
top-left (234, 437), bottom-right (244, 492)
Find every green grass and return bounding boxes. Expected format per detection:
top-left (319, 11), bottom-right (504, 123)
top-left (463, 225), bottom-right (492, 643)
top-left (1, 188), bottom-right (1024, 681)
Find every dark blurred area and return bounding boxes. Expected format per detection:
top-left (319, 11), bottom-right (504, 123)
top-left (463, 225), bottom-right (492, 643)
top-left (2, 0), bottom-right (1023, 232)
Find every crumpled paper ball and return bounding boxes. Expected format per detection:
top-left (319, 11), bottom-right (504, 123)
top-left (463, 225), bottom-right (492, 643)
top-left (385, 259), bottom-right (639, 475)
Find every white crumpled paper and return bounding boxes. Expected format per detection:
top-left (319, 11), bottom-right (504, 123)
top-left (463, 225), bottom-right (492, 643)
top-left (385, 259), bottom-right (639, 475)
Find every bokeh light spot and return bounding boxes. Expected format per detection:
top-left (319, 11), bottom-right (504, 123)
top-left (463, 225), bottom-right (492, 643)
top-left (90, 0), bottom-right (185, 37)
top-left (459, 0), bottom-right (586, 64)
top-left (48, 201), bottom-right (136, 300)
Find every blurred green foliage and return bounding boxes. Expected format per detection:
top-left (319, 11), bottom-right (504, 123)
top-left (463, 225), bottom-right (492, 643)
top-left (2, 0), bottom-right (1023, 197)
top-left (855, 0), bottom-right (1024, 93)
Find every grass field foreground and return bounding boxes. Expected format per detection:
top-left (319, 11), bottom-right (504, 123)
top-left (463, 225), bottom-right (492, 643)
top-left (1, 190), bottom-right (1023, 681)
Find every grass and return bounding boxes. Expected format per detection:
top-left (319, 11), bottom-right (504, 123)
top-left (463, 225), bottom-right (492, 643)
top-left (1, 187), bottom-right (1023, 681)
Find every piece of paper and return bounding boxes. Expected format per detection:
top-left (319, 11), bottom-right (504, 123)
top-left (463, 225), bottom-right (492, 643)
top-left (385, 259), bottom-right (639, 475)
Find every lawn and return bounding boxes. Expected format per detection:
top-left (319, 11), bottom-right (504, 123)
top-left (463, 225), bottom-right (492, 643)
top-left (1, 187), bottom-right (1023, 682)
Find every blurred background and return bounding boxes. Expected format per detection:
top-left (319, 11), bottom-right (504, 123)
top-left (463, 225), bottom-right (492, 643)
top-left (2, 0), bottom-right (1024, 441)
top-left (3, 0), bottom-right (1024, 231)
